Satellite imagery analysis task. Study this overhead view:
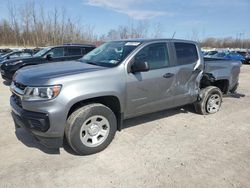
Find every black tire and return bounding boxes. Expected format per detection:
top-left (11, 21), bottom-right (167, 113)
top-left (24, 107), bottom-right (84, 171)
top-left (194, 86), bottom-right (222, 115)
top-left (65, 103), bottom-right (117, 155)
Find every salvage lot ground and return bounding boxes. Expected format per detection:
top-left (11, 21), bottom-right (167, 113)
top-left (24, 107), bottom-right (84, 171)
top-left (0, 66), bottom-right (250, 188)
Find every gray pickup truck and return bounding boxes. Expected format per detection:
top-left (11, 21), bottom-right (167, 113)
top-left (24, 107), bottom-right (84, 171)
top-left (10, 39), bottom-right (241, 155)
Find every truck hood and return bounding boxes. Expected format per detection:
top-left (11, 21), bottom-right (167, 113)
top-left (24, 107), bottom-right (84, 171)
top-left (14, 60), bottom-right (106, 85)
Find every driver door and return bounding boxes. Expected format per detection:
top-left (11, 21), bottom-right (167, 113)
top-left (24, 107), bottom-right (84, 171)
top-left (125, 42), bottom-right (177, 118)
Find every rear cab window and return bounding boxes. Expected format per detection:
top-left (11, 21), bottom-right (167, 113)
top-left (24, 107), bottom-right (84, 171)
top-left (174, 42), bottom-right (199, 65)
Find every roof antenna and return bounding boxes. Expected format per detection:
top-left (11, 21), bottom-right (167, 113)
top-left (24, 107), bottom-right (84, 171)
top-left (172, 32), bottom-right (176, 39)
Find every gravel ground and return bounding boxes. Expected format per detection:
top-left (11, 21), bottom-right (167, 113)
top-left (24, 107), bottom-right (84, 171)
top-left (0, 65), bottom-right (250, 188)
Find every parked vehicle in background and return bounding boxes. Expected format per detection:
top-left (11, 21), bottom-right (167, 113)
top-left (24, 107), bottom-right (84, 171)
top-left (236, 51), bottom-right (247, 57)
top-left (32, 47), bottom-right (42, 54)
top-left (0, 50), bottom-right (34, 63)
top-left (203, 50), bottom-right (218, 58)
top-left (10, 39), bottom-right (241, 155)
top-left (0, 48), bottom-right (12, 57)
top-left (1, 44), bottom-right (95, 81)
top-left (245, 51), bottom-right (250, 64)
top-left (0, 48), bottom-right (41, 58)
top-left (236, 50), bottom-right (250, 64)
top-left (211, 51), bottom-right (244, 62)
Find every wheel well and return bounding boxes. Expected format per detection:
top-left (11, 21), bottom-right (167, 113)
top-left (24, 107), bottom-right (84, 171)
top-left (67, 96), bottom-right (122, 130)
top-left (200, 74), bottom-right (229, 94)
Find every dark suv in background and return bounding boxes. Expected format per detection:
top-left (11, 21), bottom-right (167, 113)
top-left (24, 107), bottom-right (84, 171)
top-left (0, 50), bottom-right (34, 63)
top-left (1, 44), bottom-right (96, 81)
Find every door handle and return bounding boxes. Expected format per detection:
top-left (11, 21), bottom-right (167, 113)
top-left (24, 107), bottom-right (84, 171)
top-left (163, 73), bottom-right (174, 78)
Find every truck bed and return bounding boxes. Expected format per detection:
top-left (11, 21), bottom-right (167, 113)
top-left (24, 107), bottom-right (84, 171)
top-left (203, 57), bottom-right (241, 92)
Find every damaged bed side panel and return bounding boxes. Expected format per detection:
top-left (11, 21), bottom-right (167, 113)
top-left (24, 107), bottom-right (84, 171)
top-left (202, 59), bottom-right (241, 93)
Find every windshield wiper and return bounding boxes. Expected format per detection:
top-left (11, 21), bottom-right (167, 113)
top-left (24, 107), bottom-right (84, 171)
top-left (84, 61), bottom-right (103, 66)
top-left (86, 61), bottom-right (98, 66)
top-left (79, 60), bottom-right (108, 67)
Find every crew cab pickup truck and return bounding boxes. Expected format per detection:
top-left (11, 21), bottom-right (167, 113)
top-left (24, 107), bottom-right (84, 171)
top-left (10, 39), bottom-right (241, 155)
top-left (1, 44), bottom-right (95, 81)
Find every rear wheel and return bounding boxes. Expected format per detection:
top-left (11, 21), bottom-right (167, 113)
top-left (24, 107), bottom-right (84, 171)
top-left (65, 103), bottom-right (117, 155)
top-left (194, 86), bottom-right (222, 115)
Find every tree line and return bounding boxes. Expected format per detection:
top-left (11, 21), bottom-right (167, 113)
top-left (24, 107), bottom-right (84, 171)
top-left (0, 1), bottom-right (97, 47)
top-left (201, 37), bottom-right (250, 49)
top-left (0, 1), bottom-right (249, 49)
top-left (0, 1), bottom-right (164, 47)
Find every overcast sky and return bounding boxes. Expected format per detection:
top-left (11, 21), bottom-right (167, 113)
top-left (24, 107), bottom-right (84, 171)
top-left (0, 0), bottom-right (249, 39)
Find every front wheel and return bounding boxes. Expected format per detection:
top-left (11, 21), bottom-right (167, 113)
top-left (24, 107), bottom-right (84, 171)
top-left (194, 86), bottom-right (223, 115)
top-left (65, 103), bottom-right (117, 155)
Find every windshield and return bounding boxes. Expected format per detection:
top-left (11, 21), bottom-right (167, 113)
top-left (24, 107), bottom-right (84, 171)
top-left (33, 47), bottom-right (51, 57)
top-left (1, 51), bottom-right (15, 58)
top-left (80, 41), bottom-right (141, 67)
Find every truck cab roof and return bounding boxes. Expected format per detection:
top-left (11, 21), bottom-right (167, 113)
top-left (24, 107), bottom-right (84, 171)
top-left (113, 38), bottom-right (198, 45)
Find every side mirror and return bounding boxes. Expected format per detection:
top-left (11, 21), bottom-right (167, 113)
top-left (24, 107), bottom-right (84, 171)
top-left (46, 54), bottom-right (53, 60)
top-left (131, 60), bottom-right (149, 73)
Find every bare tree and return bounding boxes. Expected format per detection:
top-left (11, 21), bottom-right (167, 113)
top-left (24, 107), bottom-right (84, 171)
top-left (7, 1), bottom-right (19, 45)
top-left (1, 1), bottom-right (250, 49)
top-left (0, 1), bottom-right (100, 47)
top-left (151, 23), bottom-right (162, 38)
top-left (105, 21), bottom-right (152, 40)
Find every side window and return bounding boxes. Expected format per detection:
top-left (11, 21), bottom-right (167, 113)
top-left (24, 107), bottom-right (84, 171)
top-left (49, 48), bottom-right (64, 58)
top-left (9, 53), bottom-right (20, 58)
top-left (174, 43), bottom-right (198, 65)
top-left (67, 47), bottom-right (82, 56)
top-left (20, 53), bottom-right (32, 57)
top-left (134, 43), bottom-right (169, 70)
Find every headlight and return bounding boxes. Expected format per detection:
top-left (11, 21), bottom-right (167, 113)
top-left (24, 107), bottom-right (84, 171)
top-left (6, 60), bottom-right (23, 66)
top-left (23, 85), bottom-right (62, 101)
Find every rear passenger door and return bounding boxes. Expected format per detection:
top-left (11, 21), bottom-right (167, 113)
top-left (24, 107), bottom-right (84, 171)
top-left (169, 42), bottom-right (201, 106)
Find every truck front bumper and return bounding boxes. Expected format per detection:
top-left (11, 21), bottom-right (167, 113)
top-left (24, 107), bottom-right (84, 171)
top-left (10, 95), bottom-right (63, 148)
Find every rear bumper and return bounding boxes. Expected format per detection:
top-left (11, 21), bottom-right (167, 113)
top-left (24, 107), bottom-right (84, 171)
top-left (10, 95), bottom-right (63, 148)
